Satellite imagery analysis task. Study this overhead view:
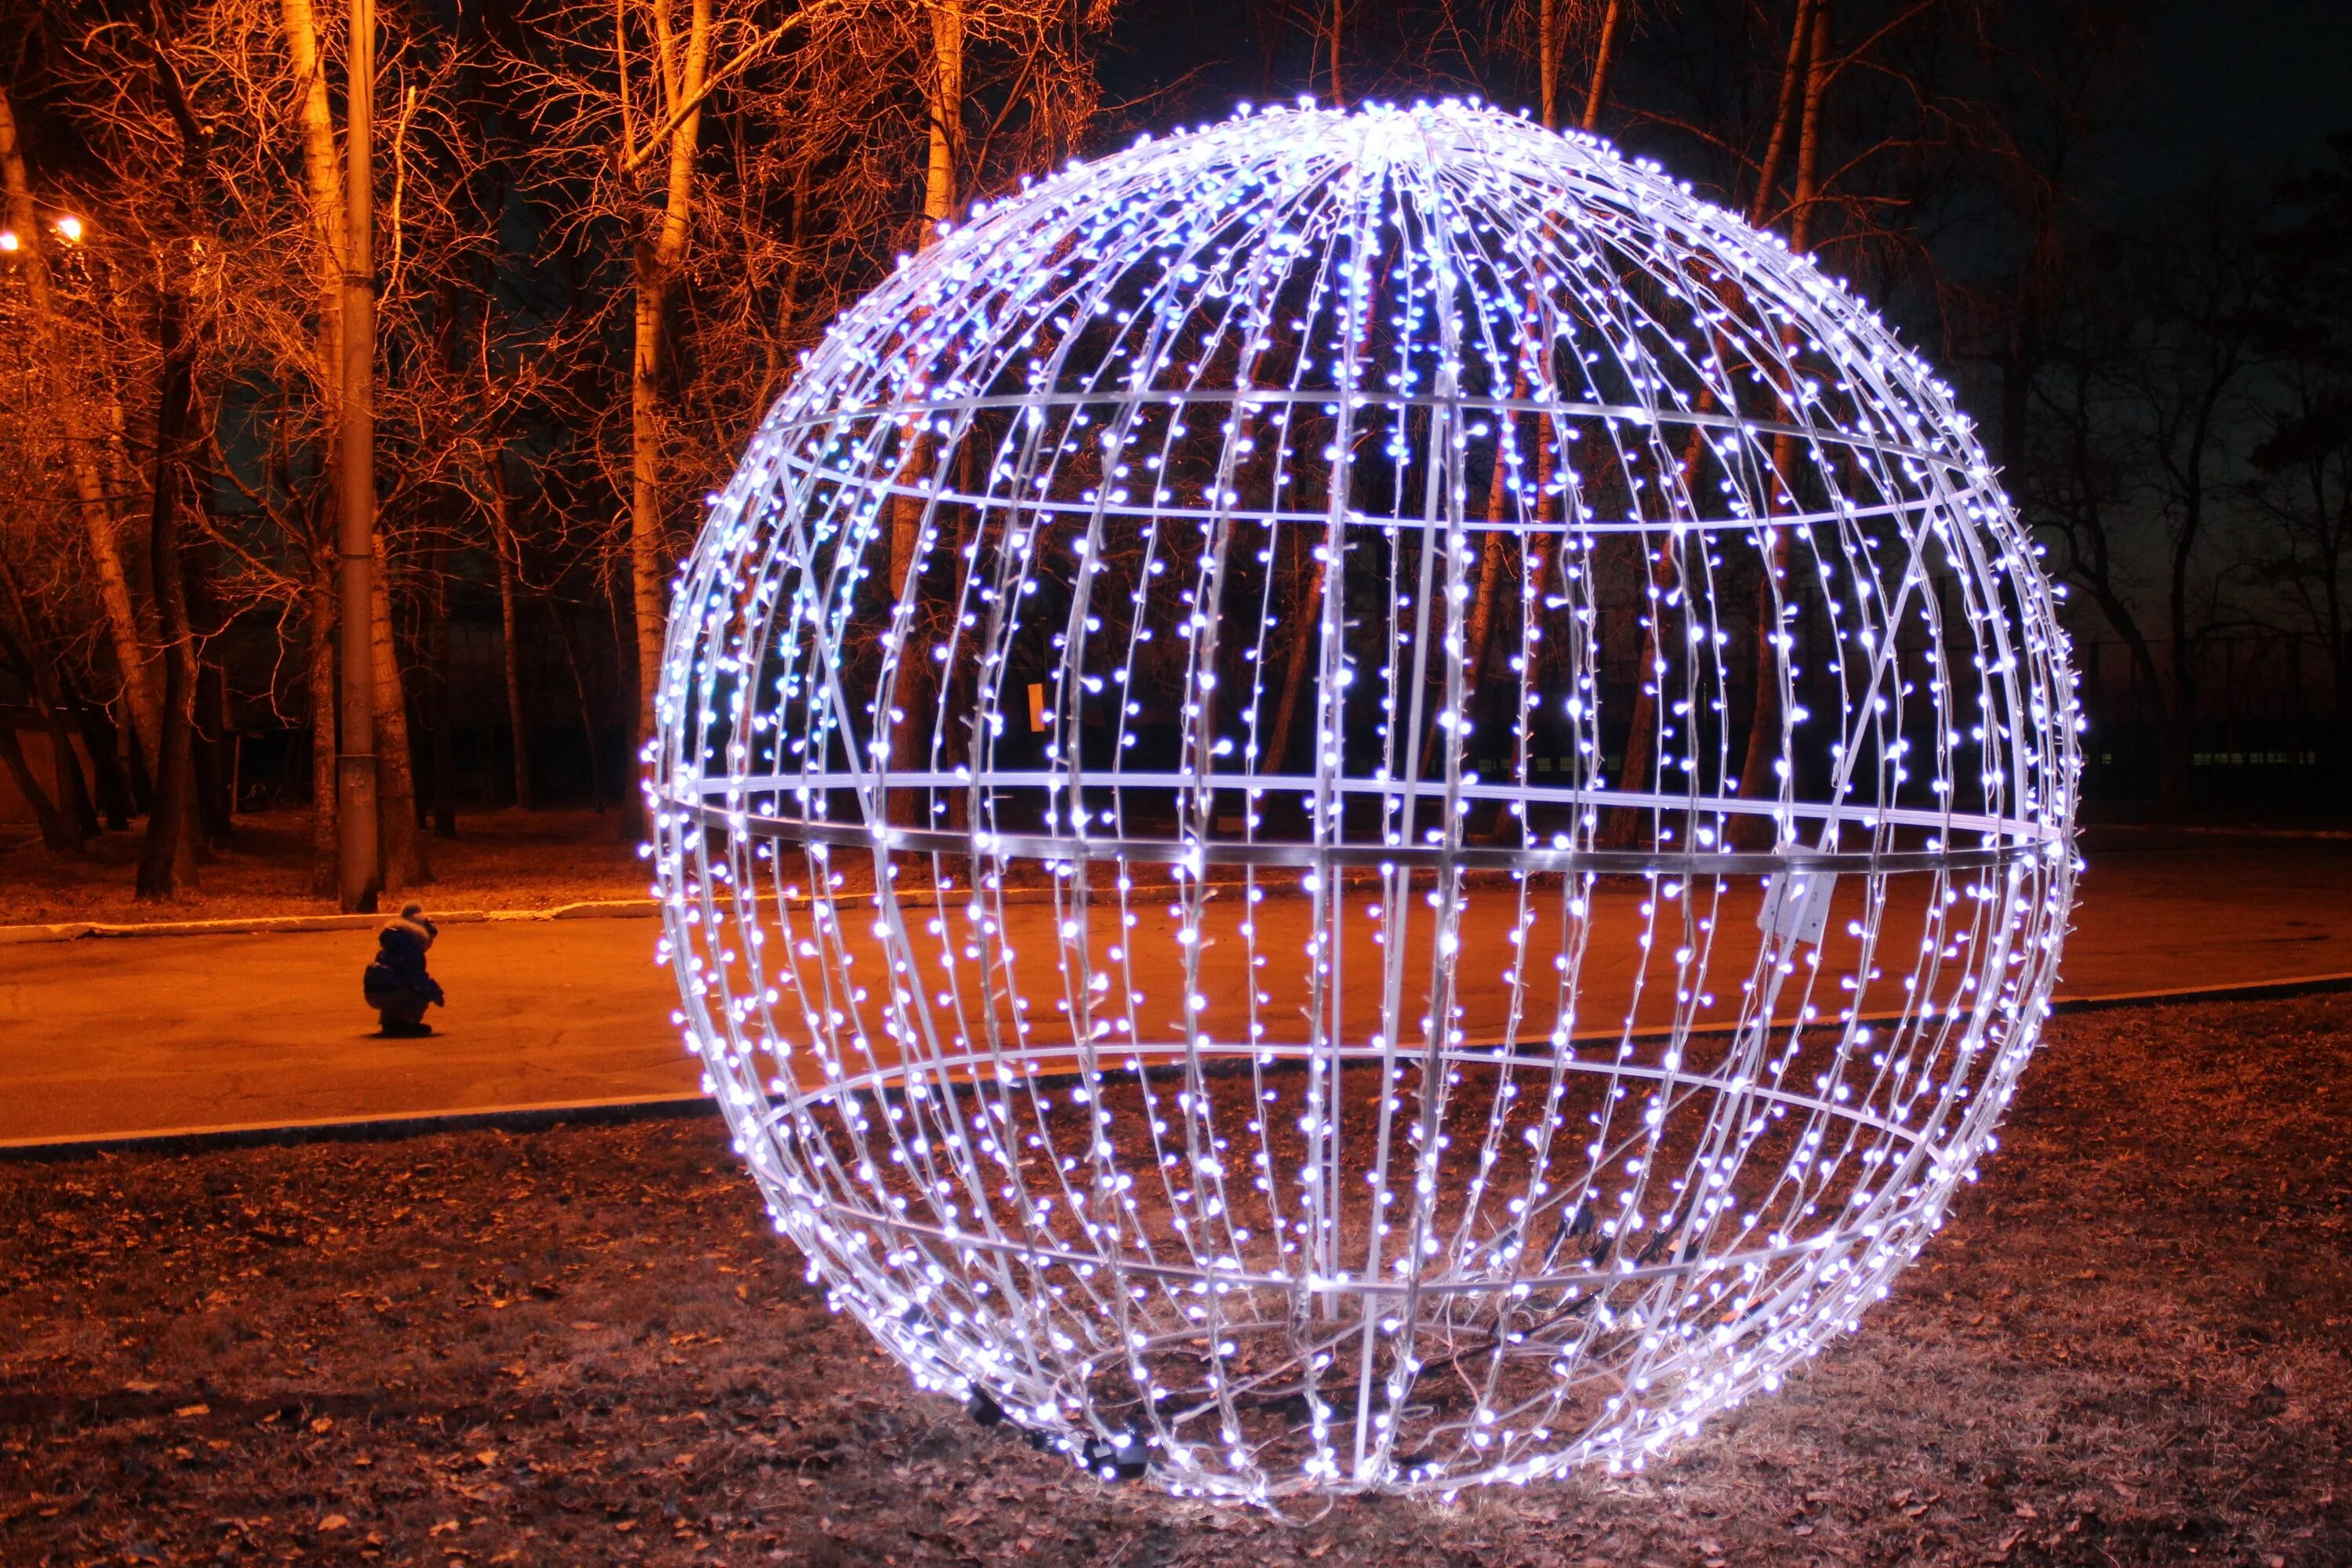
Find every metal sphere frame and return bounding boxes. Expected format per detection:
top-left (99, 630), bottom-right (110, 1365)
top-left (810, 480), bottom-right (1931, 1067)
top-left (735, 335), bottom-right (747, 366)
top-left (649, 100), bottom-right (2081, 1507)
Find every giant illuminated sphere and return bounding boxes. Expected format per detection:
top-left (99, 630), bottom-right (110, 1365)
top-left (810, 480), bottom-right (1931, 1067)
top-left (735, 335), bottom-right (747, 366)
top-left (648, 101), bottom-right (2079, 1505)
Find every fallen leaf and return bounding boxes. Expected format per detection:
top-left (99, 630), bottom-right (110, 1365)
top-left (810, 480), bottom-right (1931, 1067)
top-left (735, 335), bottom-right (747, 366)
top-left (429, 1520), bottom-right (460, 1537)
top-left (310, 1417), bottom-right (333, 1434)
top-left (174, 1404), bottom-right (209, 1418)
top-left (320, 1515), bottom-right (349, 1532)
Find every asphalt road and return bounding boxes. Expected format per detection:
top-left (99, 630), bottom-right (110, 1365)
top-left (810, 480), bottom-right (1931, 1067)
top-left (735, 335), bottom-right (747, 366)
top-left (5, 825), bottom-right (2350, 1145)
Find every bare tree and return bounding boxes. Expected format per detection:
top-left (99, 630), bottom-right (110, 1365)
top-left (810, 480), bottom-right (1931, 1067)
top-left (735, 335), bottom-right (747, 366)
top-left (2028, 192), bottom-right (2268, 818)
top-left (518, 0), bottom-right (840, 816)
top-left (38, 0), bottom-right (495, 898)
top-left (510, 0), bottom-right (1105, 838)
top-left (0, 86), bottom-right (160, 789)
top-left (2252, 135), bottom-right (2352, 797)
top-left (132, 9), bottom-right (217, 898)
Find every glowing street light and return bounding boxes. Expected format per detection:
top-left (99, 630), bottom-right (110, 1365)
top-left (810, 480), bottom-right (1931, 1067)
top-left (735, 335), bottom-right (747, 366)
top-left (53, 215), bottom-right (83, 243)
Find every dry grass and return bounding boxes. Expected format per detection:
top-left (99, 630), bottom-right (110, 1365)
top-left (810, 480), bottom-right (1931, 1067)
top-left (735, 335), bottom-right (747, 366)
top-left (2, 993), bottom-right (2347, 1566)
top-left (0, 809), bottom-right (649, 926)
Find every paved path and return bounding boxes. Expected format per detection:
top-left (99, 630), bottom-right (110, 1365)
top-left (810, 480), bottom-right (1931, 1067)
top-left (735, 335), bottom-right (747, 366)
top-left (5, 826), bottom-right (2350, 1145)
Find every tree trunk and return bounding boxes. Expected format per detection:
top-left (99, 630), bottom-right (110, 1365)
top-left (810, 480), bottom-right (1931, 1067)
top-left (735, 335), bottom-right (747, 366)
top-left (627, 268), bottom-right (668, 833)
top-left (60, 673), bottom-right (132, 830)
top-left (53, 702), bottom-right (100, 845)
top-left (1519, 388), bottom-right (1566, 731)
top-left (279, 0), bottom-right (347, 391)
top-left (485, 457), bottom-right (533, 808)
top-left (883, 450), bottom-right (936, 828)
top-left (625, 0), bottom-right (714, 839)
top-left (1747, 0), bottom-right (1817, 236)
top-left (457, 0), bottom-right (521, 814)
top-left (556, 602), bottom-right (606, 809)
top-left (279, 0), bottom-right (347, 489)
top-left (1730, 0), bottom-right (1832, 849)
top-left (192, 659), bottom-right (233, 853)
top-left (308, 550), bottom-right (339, 896)
top-left (1461, 412), bottom-right (1517, 725)
top-left (137, 278), bottom-right (200, 901)
top-left (0, 568), bottom-right (91, 851)
top-left (1593, 0), bottom-right (1814, 852)
top-left (499, 555), bottom-right (531, 808)
top-left (1484, 1), bottom-right (1617, 845)
top-left (1450, 398), bottom-right (1530, 836)
top-left (0, 85), bottom-right (161, 778)
top-left (125, 706), bottom-right (154, 816)
top-left (880, 2), bottom-right (963, 828)
top-left (427, 544), bottom-right (457, 838)
top-left (1270, 537), bottom-right (1328, 778)
top-left (131, 17), bottom-right (216, 900)
top-left (0, 720), bottom-right (73, 852)
top-left (1578, 0), bottom-right (1625, 133)
top-left (184, 524), bottom-right (234, 854)
top-left (924, 0), bottom-right (963, 239)
top-left (372, 536), bottom-right (428, 884)
top-left (1325, 0), bottom-right (1345, 108)
top-left (1594, 408), bottom-right (1717, 848)
top-left (1598, 532), bottom-right (1678, 849)
top-left (1539, 0), bottom-right (1559, 130)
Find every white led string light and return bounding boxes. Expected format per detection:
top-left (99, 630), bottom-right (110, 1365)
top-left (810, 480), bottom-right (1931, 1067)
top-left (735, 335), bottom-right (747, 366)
top-left (649, 100), bottom-right (2081, 1507)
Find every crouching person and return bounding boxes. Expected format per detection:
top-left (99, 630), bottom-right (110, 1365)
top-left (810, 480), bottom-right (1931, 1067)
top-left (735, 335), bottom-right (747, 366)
top-left (365, 902), bottom-right (446, 1038)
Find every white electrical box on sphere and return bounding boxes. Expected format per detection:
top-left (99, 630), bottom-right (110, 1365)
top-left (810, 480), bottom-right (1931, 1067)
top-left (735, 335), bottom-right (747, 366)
top-left (648, 100), bottom-right (2080, 1506)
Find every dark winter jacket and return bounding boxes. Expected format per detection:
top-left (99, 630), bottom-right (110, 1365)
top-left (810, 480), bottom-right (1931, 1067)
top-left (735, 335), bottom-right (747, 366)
top-left (363, 915), bottom-right (445, 1007)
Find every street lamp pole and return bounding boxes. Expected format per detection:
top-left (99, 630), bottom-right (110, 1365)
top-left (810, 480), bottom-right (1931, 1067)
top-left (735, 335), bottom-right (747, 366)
top-left (336, 0), bottom-right (379, 913)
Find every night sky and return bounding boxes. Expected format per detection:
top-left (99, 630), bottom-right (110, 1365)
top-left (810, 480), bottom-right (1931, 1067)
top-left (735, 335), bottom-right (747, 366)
top-left (2125, 0), bottom-right (2349, 178)
top-left (1102, 0), bottom-right (2352, 218)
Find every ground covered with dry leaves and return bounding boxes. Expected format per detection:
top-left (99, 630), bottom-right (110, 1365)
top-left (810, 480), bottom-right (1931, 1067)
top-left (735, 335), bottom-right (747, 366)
top-left (3, 993), bottom-right (2347, 1566)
